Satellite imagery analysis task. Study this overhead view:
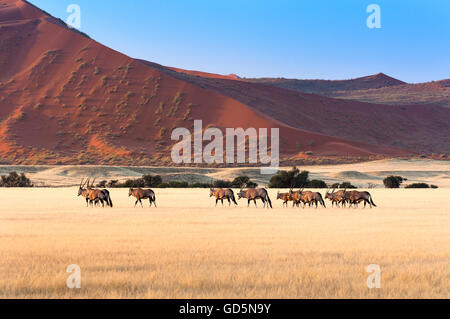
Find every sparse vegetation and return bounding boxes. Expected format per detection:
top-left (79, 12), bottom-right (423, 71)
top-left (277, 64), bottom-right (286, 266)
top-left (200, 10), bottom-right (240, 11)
top-left (155, 102), bottom-right (164, 115)
top-left (101, 76), bottom-right (109, 86)
top-left (126, 91), bottom-right (135, 99)
top-left (159, 127), bottom-right (167, 137)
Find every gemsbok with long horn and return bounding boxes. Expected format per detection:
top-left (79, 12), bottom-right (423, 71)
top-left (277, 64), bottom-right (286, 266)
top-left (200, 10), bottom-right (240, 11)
top-left (343, 190), bottom-right (377, 208)
top-left (210, 188), bottom-right (238, 207)
top-left (289, 188), bottom-right (307, 208)
top-left (276, 190), bottom-right (292, 207)
top-left (129, 188), bottom-right (157, 208)
top-left (289, 188), bottom-right (326, 208)
top-left (325, 188), bottom-right (347, 207)
top-left (237, 188), bottom-right (272, 208)
top-left (85, 178), bottom-right (113, 208)
top-left (77, 178), bottom-right (90, 207)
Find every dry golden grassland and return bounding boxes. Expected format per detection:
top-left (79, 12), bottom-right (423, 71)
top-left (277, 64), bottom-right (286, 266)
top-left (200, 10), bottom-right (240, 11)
top-left (0, 188), bottom-right (448, 298)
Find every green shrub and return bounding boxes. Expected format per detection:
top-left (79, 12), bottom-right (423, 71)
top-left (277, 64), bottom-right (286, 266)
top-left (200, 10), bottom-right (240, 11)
top-left (96, 180), bottom-right (107, 188)
top-left (107, 175), bottom-right (163, 188)
top-left (383, 176), bottom-right (406, 188)
top-left (338, 182), bottom-right (357, 189)
top-left (213, 180), bottom-right (232, 188)
top-left (305, 180), bottom-right (328, 188)
top-left (158, 181), bottom-right (189, 188)
top-left (0, 172), bottom-right (33, 187)
top-left (230, 176), bottom-right (257, 188)
top-left (190, 182), bottom-right (212, 188)
top-left (268, 167), bottom-right (309, 188)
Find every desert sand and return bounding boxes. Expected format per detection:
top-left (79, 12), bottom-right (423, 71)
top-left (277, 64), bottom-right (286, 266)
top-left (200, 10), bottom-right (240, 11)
top-left (0, 186), bottom-right (448, 298)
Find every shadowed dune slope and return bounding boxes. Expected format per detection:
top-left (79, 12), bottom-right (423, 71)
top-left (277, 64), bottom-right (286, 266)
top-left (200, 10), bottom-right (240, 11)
top-left (148, 64), bottom-right (450, 155)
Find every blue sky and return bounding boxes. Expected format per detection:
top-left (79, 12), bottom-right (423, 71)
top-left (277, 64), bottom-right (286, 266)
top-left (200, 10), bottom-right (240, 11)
top-left (29, 0), bottom-right (449, 83)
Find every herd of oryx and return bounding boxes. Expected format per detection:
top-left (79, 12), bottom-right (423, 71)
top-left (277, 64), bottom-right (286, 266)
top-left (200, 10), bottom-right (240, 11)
top-left (211, 187), bottom-right (376, 209)
top-left (276, 188), bottom-right (377, 208)
top-left (77, 179), bottom-right (376, 209)
top-left (78, 179), bottom-right (156, 208)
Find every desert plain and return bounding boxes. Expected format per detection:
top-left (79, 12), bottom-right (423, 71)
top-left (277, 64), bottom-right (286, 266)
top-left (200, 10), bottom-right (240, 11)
top-left (0, 160), bottom-right (449, 299)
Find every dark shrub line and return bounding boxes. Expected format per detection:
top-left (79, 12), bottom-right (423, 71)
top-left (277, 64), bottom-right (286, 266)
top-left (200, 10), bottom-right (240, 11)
top-left (98, 175), bottom-right (258, 189)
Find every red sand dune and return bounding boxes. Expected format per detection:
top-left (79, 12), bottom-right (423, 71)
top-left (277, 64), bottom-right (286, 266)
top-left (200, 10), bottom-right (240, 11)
top-left (0, 0), bottom-right (447, 166)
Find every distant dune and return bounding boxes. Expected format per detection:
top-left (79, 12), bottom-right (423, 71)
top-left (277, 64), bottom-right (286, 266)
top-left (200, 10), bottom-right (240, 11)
top-left (330, 80), bottom-right (450, 108)
top-left (245, 73), bottom-right (407, 93)
top-left (245, 74), bottom-right (449, 108)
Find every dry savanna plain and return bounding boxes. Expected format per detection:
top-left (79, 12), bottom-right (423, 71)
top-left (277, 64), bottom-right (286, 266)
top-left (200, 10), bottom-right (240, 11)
top-left (0, 160), bottom-right (449, 299)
